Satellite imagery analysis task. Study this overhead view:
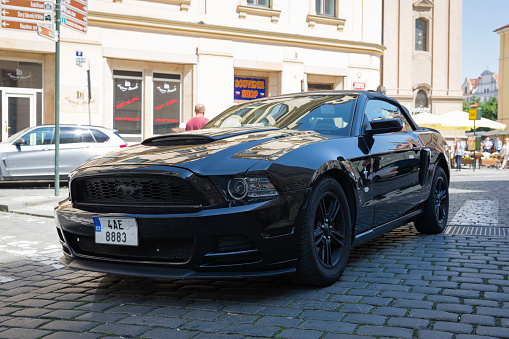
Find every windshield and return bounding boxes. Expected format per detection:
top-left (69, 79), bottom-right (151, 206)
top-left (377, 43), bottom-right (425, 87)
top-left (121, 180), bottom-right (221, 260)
top-left (204, 94), bottom-right (357, 136)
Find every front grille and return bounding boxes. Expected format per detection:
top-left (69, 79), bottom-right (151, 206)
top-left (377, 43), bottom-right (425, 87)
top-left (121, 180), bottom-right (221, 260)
top-left (72, 174), bottom-right (203, 208)
top-left (65, 232), bottom-right (193, 263)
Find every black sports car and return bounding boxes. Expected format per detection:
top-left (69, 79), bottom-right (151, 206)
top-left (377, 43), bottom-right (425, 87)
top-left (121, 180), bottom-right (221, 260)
top-left (55, 91), bottom-right (450, 286)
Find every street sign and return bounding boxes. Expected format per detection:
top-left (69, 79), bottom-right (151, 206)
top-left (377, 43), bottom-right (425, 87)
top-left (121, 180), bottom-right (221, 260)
top-left (0, 7), bottom-right (53, 24)
top-left (61, 0), bottom-right (86, 13)
top-left (468, 108), bottom-right (481, 120)
top-left (61, 15), bottom-right (86, 33)
top-left (1, 0), bottom-right (53, 11)
top-left (0, 18), bottom-right (36, 31)
top-left (37, 23), bottom-right (57, 41)
top-left (61, 5), bottom-right (86, 25)
top-left (470, 103), bottom-right (480, 108)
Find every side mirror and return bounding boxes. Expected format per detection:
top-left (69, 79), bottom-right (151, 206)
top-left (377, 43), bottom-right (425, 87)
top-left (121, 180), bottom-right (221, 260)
top-left (15, 138), bottom-right (25, 147)
top-left (366, 118), bottom-right (403, 135)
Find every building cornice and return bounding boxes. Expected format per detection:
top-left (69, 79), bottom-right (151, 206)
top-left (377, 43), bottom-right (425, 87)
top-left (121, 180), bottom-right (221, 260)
top-left (88, 11), bottom-right (386, 56)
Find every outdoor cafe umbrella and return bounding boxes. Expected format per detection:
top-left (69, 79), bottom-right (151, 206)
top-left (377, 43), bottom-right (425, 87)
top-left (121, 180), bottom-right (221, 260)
top-left (438, 110), bottom-right (507, 130)
top-left (411, 112), bottom-right (447, 129)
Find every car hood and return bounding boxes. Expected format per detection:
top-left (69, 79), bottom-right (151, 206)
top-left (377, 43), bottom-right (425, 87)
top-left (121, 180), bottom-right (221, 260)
top-left (80, 127), bottom-right (330, 175)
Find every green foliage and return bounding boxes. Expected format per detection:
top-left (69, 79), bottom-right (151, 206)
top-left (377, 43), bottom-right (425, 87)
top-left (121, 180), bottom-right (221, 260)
top-left (462, 96), bottom-right (498, 122)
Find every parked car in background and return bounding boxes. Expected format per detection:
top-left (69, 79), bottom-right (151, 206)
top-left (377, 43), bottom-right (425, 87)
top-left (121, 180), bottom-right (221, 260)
top-left (0, 125), bottom-right (127, 181)
top-left (55, 91), bottom-right (450, 286)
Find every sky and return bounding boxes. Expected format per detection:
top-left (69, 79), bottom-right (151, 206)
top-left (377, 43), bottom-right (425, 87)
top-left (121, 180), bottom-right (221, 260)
top-left (461, 0), bottom-right (509, 80)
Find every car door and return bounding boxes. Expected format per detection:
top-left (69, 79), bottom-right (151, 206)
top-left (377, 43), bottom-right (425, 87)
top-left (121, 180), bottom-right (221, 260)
top-left (59, 127), bottom-right (97, 175)
top-left (5, 126), bottom-right (55, 178)
top-left (363, 99), bottom-right (423, 226)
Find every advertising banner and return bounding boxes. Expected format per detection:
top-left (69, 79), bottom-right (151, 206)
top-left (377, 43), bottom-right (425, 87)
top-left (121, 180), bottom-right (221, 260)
top-left (234, 77), bottom-right (266, 100)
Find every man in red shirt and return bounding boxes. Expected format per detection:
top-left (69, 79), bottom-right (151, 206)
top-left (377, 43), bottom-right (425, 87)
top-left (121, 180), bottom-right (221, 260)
top-left (185, 103), bottom-right (209, 131)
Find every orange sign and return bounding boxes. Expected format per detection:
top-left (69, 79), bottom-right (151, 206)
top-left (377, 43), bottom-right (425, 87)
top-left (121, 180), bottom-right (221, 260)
top-left (1, 0), bottom-right (53, 10)
top-left (1, 18), bottom-right (37, 31)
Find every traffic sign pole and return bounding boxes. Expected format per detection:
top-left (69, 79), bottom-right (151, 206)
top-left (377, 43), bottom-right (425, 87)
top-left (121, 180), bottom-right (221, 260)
top-left (54, 0), bottom-right (60, 195)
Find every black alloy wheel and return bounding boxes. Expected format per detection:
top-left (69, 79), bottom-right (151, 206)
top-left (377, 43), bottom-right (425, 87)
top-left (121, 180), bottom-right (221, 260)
top-left (314, 192), bottom-right (345, 269)
top-left (293, 177), bottom-right (352, 286)
top-left (414, 166), bottom-right (449, 234)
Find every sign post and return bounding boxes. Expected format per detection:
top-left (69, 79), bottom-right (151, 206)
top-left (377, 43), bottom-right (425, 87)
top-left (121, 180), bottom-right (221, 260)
top-left (469, 103), bottom-right (481, 172)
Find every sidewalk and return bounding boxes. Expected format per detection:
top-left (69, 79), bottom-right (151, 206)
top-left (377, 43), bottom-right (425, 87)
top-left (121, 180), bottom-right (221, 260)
top-left (0, 167), bottom-right (508, 219)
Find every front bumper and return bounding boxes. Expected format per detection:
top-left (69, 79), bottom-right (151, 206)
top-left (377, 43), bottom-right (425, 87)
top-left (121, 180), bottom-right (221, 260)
top-left (55, 190), bottom-right (307, 279)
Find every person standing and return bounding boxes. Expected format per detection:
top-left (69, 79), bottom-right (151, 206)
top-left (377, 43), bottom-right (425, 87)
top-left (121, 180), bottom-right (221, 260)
top-left (454, 139), bottom-right (464, 171)
top-left (499, 138), bottom-right (509, 170)
top-left (186, 103), bottom-right (209, 131)
top-left (483, 137), bottom-right (493, 153)
top-left (495, 137), bottom-right (502, 153)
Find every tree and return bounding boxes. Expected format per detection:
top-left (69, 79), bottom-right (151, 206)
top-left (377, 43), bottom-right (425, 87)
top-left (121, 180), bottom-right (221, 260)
top-left (462, 96), bottom-right (499, 132)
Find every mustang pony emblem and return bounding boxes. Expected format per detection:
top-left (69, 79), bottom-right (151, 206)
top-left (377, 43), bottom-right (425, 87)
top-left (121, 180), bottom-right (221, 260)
top-left (116, 184), bottom-right (142, 198)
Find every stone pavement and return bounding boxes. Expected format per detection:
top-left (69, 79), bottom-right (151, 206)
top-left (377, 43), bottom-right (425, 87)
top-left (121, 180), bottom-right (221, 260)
top-left (0, 168), bottom-right (508, 338)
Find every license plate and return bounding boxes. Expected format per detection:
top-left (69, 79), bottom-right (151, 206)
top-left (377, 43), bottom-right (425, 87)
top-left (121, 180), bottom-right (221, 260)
top-left (93, 217), bottom-right (138, 246)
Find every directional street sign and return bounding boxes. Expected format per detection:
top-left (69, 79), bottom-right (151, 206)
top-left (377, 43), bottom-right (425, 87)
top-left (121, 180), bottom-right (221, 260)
top-left (61, 0), bottom-right (87, 34)
top-left (61, 0), bottom-right (86, 14)
top-left (1, 0), bottom-right (53, 11)
top-left (37, 23), bottom-right (57, 41)
top-left (0, 7), bottom-right (53, 24)
top-left (61, 15), bottom-right (86, 33)
top-left (62, 5), bottom-right (86, 25)
top-left (1, 18), bottom-right (37, 31)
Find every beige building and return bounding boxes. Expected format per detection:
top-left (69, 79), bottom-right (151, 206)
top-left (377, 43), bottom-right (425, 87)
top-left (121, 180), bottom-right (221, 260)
top-left (0, 0), bottom-right (384, 143)
top-left (381, 0), bottom-right (463, 117)
top-left (496, 24), bottom-right (509, 133)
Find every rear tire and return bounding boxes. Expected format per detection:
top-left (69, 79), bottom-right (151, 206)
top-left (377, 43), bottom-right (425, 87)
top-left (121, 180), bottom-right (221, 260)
top-left (292, 177), bottom-right (352, 286)
top-left (414, 166), bottom-right (449, 234)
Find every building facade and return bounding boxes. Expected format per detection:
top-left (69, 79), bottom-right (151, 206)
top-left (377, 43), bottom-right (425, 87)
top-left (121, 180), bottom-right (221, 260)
top-left (496, 24), bottom-right (509, 133)
top-left (381, 0), bottom-right (463, 116)
top-left (0, 0), bottom-right (384, 143)
top-left (461, 70), bottom-right (499, 103)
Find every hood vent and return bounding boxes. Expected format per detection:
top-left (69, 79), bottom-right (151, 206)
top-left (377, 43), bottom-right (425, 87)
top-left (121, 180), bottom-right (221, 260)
top-left (142, 134), bottom-right (216, 146)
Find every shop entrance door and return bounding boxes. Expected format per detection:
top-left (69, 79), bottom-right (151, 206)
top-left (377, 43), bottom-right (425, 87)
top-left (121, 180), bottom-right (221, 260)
top-left (1, 89), bottom-right (36, 142)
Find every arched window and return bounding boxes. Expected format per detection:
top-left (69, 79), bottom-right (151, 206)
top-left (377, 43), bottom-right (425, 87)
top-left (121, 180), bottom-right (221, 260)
top-left (415, 18), bottom-right (427, 51)
top-left (415, 90), bottom-right (428, 108)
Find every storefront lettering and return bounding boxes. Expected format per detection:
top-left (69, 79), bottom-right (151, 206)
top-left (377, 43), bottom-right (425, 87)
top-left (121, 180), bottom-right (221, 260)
top-left (115, 117), bottom-right (140, 122)
top-left (234, 77), bottom-right (266, 100)
top-left (7, 69), bottom-right (32, 81)
top-left (116, 96), bottom-right (140, 110)
top-left (156, 84), bottom-right (177, 94)
top-left (117, 81), bottom-right (139, 92)
top-left (155, 99), bottom-right (177, 111)
top-left (154, 119), bottom-right (178, 123)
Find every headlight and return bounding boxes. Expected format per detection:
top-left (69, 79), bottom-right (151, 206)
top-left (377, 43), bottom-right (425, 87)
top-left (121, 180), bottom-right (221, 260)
top-left (227, 177), bottom-right (278, 200)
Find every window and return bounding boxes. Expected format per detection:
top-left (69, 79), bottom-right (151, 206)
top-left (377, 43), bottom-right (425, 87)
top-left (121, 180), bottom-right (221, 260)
top-left (153, 73), bottom-right (181, 135)
top-left (308, 83), bottom-right (333, 91)
top-left (59, 127), bottom-right (94, 144)
top-left (113, 70), bottom-right (143, 137)
top-left (365, 100), bottom-right (414, 133)
top-left (415, 18), bottom-right (427, 51)
top-left (415, 90), bottom-right (428, 108)
top-left (247, 0), bottom-right (269, 6)
top-left (316, 0), bottom-right (335, 16)
top-left (90, 129), bottom-right (110, 143)
top-left (19, 127), bottom-right (54, 146)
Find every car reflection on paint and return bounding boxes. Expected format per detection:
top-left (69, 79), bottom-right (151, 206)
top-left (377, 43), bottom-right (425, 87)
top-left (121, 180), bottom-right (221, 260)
top-left (55, 91), bottom-right (450, 286)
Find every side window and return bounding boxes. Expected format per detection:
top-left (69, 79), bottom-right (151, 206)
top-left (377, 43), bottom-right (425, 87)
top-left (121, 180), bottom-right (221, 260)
top-left (90, 129), bottom-right (110, 143)
top-left (365, 100), bottom-right (414, 133)
top-left (60, 127), bottom-right (93, 144)
top-left (20, 127), bottom-right (54, 146)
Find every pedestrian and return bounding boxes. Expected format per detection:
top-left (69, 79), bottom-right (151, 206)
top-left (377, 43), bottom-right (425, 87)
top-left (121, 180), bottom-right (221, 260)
top-left (185, 103), bottom-right (209, 131)
top-left (495, 137), bottom-right (502, 153)
top-left (499, 138), bottom-right (509, 170)
top-left (454, 139), bottom-right (464, 171)
top-left (482, 137), bottom-right (493, 153)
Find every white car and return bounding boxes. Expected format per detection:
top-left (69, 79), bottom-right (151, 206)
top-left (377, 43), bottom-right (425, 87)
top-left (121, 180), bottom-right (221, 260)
top-left (0, 125), bottom-right (127, 181)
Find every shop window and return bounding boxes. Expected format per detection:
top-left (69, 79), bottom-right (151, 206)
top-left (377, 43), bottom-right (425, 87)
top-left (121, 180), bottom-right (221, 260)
top-left (153, 73), bottom-right (181, 135)
top-left (415, 18), bottom-right (428, 51)
top-left (308, 83), bottom-right (333, 91)
top-left (316, 0), bottom-right (335, 16)
top-left (247, 0), bottom-right (269, 7)
top-left (113, 70), bottom-right (143, 137)
top-left (0, 60), bottom-right (42, 89)
top-left (415, 90), bottom-right (428, 108)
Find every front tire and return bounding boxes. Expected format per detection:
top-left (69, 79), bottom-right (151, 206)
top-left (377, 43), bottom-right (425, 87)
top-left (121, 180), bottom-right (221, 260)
top-left (414, 166), bottom-right (449, 234)
top-left (293, 177), bottom-right (352, 286)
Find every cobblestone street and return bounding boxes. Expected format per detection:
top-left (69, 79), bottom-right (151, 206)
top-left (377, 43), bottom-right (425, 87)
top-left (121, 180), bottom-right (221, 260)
top-left (0, 169), bottom-right (508, 338)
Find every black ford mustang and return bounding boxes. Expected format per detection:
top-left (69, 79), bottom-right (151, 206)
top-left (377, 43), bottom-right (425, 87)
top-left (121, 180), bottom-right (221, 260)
top-left (55, 91), bottom-right (450, 286)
